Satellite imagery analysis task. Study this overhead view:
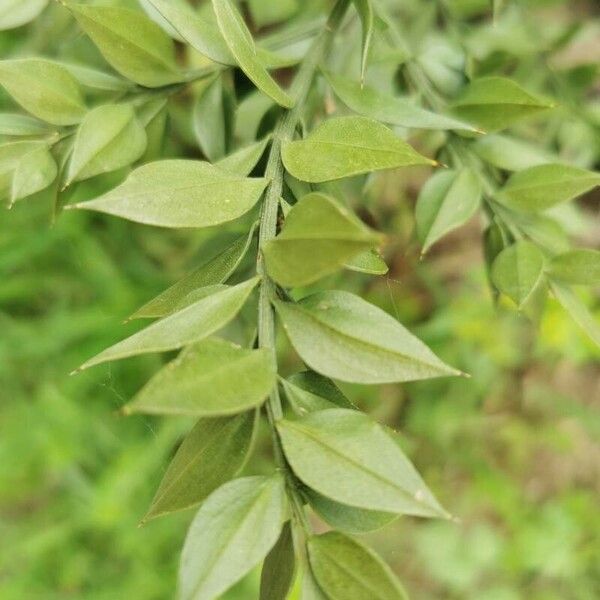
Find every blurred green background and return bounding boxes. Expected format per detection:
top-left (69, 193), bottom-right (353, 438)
top-left (1, 0), bottom-right (599, 599)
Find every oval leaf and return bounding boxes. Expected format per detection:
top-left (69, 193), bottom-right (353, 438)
top-left (75, 278), bottom-right (259, 371)
top-left (324, 70), bottom-right (476, 131)
top-left (66, 3), bottom-right (181, 88)
top-left (179, 475), bottom-right (285, 600)
top-left (68, 160), bottom-right (268, 228)
top-left (308, 532), bottom-right (408, 600)
top-left (274, 290), bottom-right (459, 384)
top-left (216, 137), bottom-right (270, 176)
top-left (491, 241), bottom-right (545, 308)
top-left (264, 192), bottom-right (381, 286)
top-left (277, 408), bottom-right (449, 517)
top-left (10, 143), bottom-right (57, 205)
top-left (124, 338), bottom-right (276, 416)
top-left (549, 249), bottom-right (600, 286)
top-left (472, 134), bottom-right (556, 171)
top-left (130, 228), bottom-right (255, 319)
top-left (344, 248), bottom-right (388, 274)
top-left (282, 116), bottom-right (434, 183)
top-left (144, 410), bottom-right (257, 521)
top-left (0, 113), bottom-right (52, 136)
top-left (212, 0), bottom-right (293, 108)
top-left (0, 0), bottom-right (47, 30)
top-left (450, 76), bottom-right (553, 131)
top-left (416, 168), bottom-right (481, 254)
top-left (0, 59), bottom-right (85, 125)
top-left (259, 522), bottom-right (297, 600)
top-left (498, 164), bottom-right (600, 212)
top-left (282, 370), bottom-right (355, 414)
top-left (66, 103), bottom-right (147, 185)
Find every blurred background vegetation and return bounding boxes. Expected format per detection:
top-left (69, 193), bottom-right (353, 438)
top-left (1, 0), bottom-right (599, 598)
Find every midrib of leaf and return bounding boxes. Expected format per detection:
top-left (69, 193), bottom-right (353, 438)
top-left (191, 480), bottom-right (275, 597)
top-left (289, 302), bottom-right (455, 375)
top-left (284, 421), bottom-right (438, 514)
top-left (306, 139), bottom-right (415, 157)
top-left (315, 545), bottom-right (392, 600)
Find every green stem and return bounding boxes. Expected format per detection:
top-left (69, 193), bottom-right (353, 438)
top-left (257, 0), bottom-right (351, 532)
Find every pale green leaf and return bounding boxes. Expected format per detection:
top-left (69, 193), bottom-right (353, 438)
top-left (138, 0), bottom-right (191, 42)
top-left (352, 0), bottom-right (374, 84)
top-left (144, 410), bottom-right (257, 521)
top-left (130, 228), bottom-right (255, 319)
top-left (277, 408), bottom-right (449, 517)
top-left (274, 290), bottom-right (460, 384)
top-left (308, 532), bottom-right (408, 600)
top-left (212, 0), bottom-right (293, 108)
top-left (10, 143), bottom-right (57, 205)
top-left (57, 62), bottom-right (133, 93)
top-left (75, 278), bottom-right (259, 371)
top-left (549, 280), bottom-right (600, 347)
top-left (0, 0), bottom-right (47, 30)
top-left (179, 475), bottom-right (285, 600)
top-left (0, 141), bottom-right (45, 203)
top-left (344, 249), bottom-right (388, 274)
top-left (194, 77), bottom-right (227, 162)
top-left (249, 0), bottom-right (298, 27)
top-left (144, 0), bottom-right (234, 64)
top-left (259, 522), bottom-right (297, 600)
top-left (68, 160), bottom-right (268, 228)
top-left (306, 490), bottom-right (397, 535)
top-left (0, 59), bottom-right (86, 125)
top-left (472, 134), bottom-right (555, 171)
top-left (549, 249), bottom-right (600, 286)
top-left (498, 164), bottom-right (600, 212)
top-left (282, 116), bottom-right (434, 183)
top-left (66, 3), bottom-right (181, 88)
top-left (124, 338), bottom-right (276, 416)
top-left (491, 241), bottom-right (545, 308)
top-left (281, 370), bottom-right (355, 414)
top-left (264, 192), bottom-right (381, 286)
top-left (416, 168), bottom-right (481, 254)
top-left (216, 137), bottom-right (270, 176)
top-left (66, 104), bottom-right (147, 185)
top-left (0, 113), bottom-right (51, 136)
top-left (324, 70), bottom-right (477, 132)
top-left (302, 570), bottom-right (328, 600)
top-left (451, 76), bottom-right (553, 131)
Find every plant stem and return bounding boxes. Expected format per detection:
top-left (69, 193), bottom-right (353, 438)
top-left (256, 0), bottom-right (351, 531)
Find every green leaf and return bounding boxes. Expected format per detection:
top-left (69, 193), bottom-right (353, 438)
top-left (498, 164), bottom-right (600, 212)
top-left (179, 475), bottom-right (285, 600)
top-left (277, 408), bottom-right (449, 517)
top-left (76, 278), bottom-right (259, 371)
top-left (143, 411), bottom-right (257, 521)
top-left (0, 141), bottom-right (43, 203)
top-left (66, 3), bottom-right (181, 88)
top-left (324, 70), bottom-right (476, 131)
top-left (57, 62), bottom-right (133, 93)
top-left (549, 250), bottom-right (600, 286)
top-left (212, 0), bottom-right (293, 108)
top-left (263, 192), bottom-right (381, 286)
top-left (306, 489), bottom-right (397, 534)
top-left (450, 76), bottom-right (553, 131)
top-left (144, 0), bottom-right (234, 65)
top-left (416, 168), bottom-right (481, 254)
top-left (0, 59), bottom-right (85, 125)
top-left (0, 0), bottom-right (47, 31)
top-left (194, 77), bottom-right (227, 162)
top-left (282, 116), bottom-right (434, 183)
top-left (259, 522), bottom-right (297, 600)
top-left (549, 280), bottom-right (600, 348)
top-left (472, 134), bottom-right (556, 171)
top-left (10, 143), bottom-right (57, 205)
top-left (0, 113), bottom-right (51, 136)
top-left (344, 249), bottom-right (388, 274)
top-left (216, 137), bottom-right (270, 176)
top-left (68, 160), bottom-right (268, 228)
top-left (249, 0), bottom-right (298, 27)
top-left (281, 370), bottom-right (355, 414)
top-left (491, 241), bottom-right (545, 308)
top-left (66, 104), bottom-right (147, 185)
top-left (352, 0), bottom-right (374, 84)
top-left (274, 290), bottom-right (460, 384)
top-left (308, 532), bottom-right (408, 600)
top-left (124, 338), bottom-right (276, 416)
top-left (130, 228), bottom-right (255, 319)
